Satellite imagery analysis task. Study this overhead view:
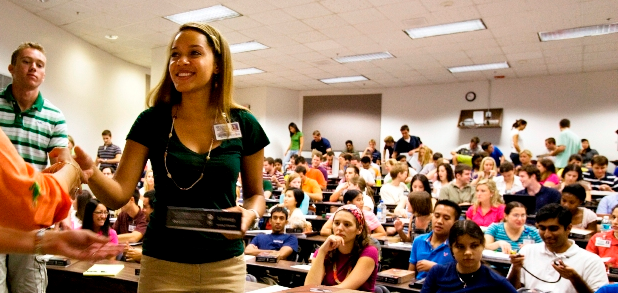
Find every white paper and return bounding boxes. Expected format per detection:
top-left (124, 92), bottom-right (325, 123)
top-left (473, 111), bottom-right (484, 124)
top-left (482, 249), bottom-right (510, 261)
top-left (387, 242), bottom-right (412, 248)
top-left (290, 264), bottom-right (312, 271)
top-left (244, 255), bottom-right (256, 261)
top-left (246, 285), bottom-right (289, 293)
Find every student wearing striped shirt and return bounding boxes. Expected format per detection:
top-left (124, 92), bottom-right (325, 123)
top-left (96, 129), bottom-right (122, 171)
top-left (0, 42), bottom-right (69, 293)
top-left (583, 156), bottom-right (618, 192)
top-left (484, 201), bottom-right (542, 254)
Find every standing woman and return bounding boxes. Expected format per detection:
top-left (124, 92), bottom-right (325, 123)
top-left (283, 122), bottom-right (303, 168)
top-left (421, 220), bottom-right (518, 293)
top-left (74, 22), bottom-right (268, 293)
top-left (510, 119), bottom-right (527, 166)
top-left (306, 204), bottom-right (379, 291)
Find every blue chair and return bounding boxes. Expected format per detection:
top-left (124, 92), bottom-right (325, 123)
top-left (245, 274), bottom-right (257, 283)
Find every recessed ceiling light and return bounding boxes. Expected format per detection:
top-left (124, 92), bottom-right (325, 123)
top-left (404, 19), bottom-right (486, 39)
top-left (233, 67), bottom-right (264, 76)
top-left (105, 35), bottom-right (118, 40)
top-left (448, 62), bottom-right (509, 73)
top-left (164, 5), bottom-right (242, 24)
top-left (319, 75), bottom-right (368, 84)
top-left (333, 52), bottom-right (394, 63)
top-left (539, 22), bottom-right (618, 42)
top-left (229, 41), bottom-right (269, 54)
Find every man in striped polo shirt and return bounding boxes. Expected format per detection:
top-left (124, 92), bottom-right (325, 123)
top-left (583, 156), bottom-right (618, 192)
top-left (0, 43), bottom-right (68, 293)
top-left (96, 129), bottom-right (122, 171)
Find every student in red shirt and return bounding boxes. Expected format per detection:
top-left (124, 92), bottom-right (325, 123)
top-left (586, 204), bottom-right (618, 268)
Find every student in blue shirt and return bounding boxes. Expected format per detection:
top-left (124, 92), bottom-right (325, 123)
top-left (421, 220), bottom-right (518, 293)
top-left (245, 207), bottom-right (298, 261)
top-left (408, 200), bottom-right (461, 280)
top-left (482, 141), bottom-right (504, 168)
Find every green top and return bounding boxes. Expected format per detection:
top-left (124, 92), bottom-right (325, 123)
top-left (263, 179), bottom-right (273, 192)
top-left (127, 105), bottom-right (269, 264)
top-left (290, 131), bottom-right (302, 150)
top-left (555, 129), bottom-right (581, 168)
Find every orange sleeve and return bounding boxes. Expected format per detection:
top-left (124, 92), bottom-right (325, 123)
top-left (312, 169), bottom-right (326, 188)
top-left (0, 129), bottom-right (71, 231)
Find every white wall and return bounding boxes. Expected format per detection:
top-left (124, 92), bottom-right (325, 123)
top-left (0, 0), bottom-right (149, 159)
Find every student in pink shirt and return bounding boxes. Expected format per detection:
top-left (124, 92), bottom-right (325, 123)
top-left (466, 179), bottom-right (505, 227)
top-left (538, 158), bottom-right (560, 187)
top-left (81, 199), bottom-right (118, 245)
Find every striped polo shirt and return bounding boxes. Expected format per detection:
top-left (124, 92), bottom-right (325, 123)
top-left (0, 84), bottom-right (68, 171)
top-left (97, 143), bottom-right (122, 170)
top-left (583, 171), bottom-right (618, 191)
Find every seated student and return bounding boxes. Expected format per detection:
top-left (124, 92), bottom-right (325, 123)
top-left (321, 151), bottom-right (335, 176)
top-left (556, 154), bottom-right (588, 177)
top-left (557, 164), bottom-right (591, 200)
top-left (321, 190), bottom-right (386, 238)
top-left (296, 156), bottom-right (327, 189)
top-left (263, 157), bottom-right (285, 189)
top-left (285, 154), bottom-right (298, 174)
top-left (124, 190), bottom-right (155, 263)
top-left (395, 174), bottom-right (431, 217)
top-left (484, 202), bottom-right (542, 254)
top-left (471, 156), bottom-right (497, 186)
top-left (561, 184), bottom-right (597, 232)
top-left (382, 159), bottom-right (398, 183)
top-left (583, 156), bottom-right (618, 192)
top-left (493, 162), bottom-right (524, 195)
top-left (305, 204), bottom-right (379, 291)
top-left (420, 152), bottom-right (443, 175)
top-left (409, 200), bottom-right (462, 280)
top-left (394, 191), bottom-right (433, 242)
top-left (431, 161), bottom-right (453, 198)
top-left (439, 164), bottom-right (476, 206)
top-left (72, 190), bottom-right (94, 229)
top-left (421, 220), bottom-right (518, 293)
top-left (350, 155), bottom-right (375, 187)
top-left (294, 166), bottom-right (323, 202)
top-left (311, 151), bottom-right (328, 182)
top-left (597, 284), bottom-right (618, 293)
top-left (330, 166), bottom-right (360, 202)
top-left (347, 176), bottom-right (375, 212)
top-left (537, 158), bottom-right (560, 187)
top-left (337, 153), bottom-right (352, 179)
top-left (586, 204), bottom-right (618, 269)
top-left (396, 154), bottom-right (418, 182)
top-left (466, 179), bottom-right (505, 227)
top-left (280, 188), bottom-right (312, 232)
top-left (101, 166), bottom-right (115, 179)
top-left (514, 149), bottom-right (533, 174)
top-left (379, 163), bottom-right (409, 205)
top-left (274, 158), bottom-right (283, 174)
top-left (113, 189), bottom-right (148, 243)
top-left (278, 173), bottom-right (309, 214)
top-left (515, 165), bottom-right (561, 213)
top-left (598, 192), bottom-right (618, 215)
top-left (507, 204), bottom-right (608, 293)
top-left (81, 199), bottom-right (118, 245)
top-left (245, 207), bottom-right (298, 261)
top-left (482, 141), bottom-right (505, 168)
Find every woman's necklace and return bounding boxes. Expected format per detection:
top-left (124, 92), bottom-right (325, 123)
top-left (332, 261), bottom-right (352, 284)
top-left (457, 270), bottom-right (473, 288)
top-left (163, 106), bottom-right (215, 191)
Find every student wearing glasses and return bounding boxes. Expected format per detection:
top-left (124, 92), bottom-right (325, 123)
top-left (484, 202), bottom-right (541, 254)
top-left (73, 22), bottom-right (269, 292)
top-left (81, 199), bottom-right (118, 245)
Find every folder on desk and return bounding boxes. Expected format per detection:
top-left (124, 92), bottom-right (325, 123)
top-left (83, 264), bottom-right (124, 276)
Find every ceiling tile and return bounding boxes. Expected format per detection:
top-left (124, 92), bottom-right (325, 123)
top-left (249, 9), bottom-right (297, 25)
top-left (283, 2), bottom-right (331, 19)
top-left (338, 8), bottom-right (387, 25)
top-left (319, 0), bottom-right (375, 14)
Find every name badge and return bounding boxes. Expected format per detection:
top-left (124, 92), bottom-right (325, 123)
top-left (166, 206), bottom-right (242, 235)
top-left (595, 238), bottom-right (611, 248)
top-left (214, 122), bottom-right (242, 140)
top-left (128, 224), bottom-right (136, 232)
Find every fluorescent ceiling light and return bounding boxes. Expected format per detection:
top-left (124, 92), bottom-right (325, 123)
top-left (448, 62), bottom-right (509, 73)
top-left (230, 41), bottom-right (269, 54)
top-left (164, 5), bottom-right (241, 24)
top-left (333, 52), bottom-right (394, 63)
top-left (539, 23), bottom-right (618, 42)
top-left (404, 19), bottom-right (486, 39)
top-left (319, 75), bottom-right (368, 84)
top-left (233, 68), bottom-right (264, 76)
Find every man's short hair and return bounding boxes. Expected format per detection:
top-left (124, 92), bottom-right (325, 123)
top-left (581, 138), bottom-right (589, 143)
top-left (312, 150), bottom-right (323, 158)
top-left (400, 125), bottom-right (409, 132)
top-left (294, 165), bottom-right (307, 175)
top-left (312, 130), bottom-right (321, 136)
top-left (351, 155), bottom-right (361, 162)
top-left (559, 119), bottom-right (570, 128)
top-left (454, 164), bottom-right (471, 176)
top-left (499, 161), bottom-right (514, 173)
top-left (384, 136), bottom-right (394, 143)
top-left (264, 157), bottom-right (275, 165)
top-left (360, 156), bottom-right (371, 164)
top-left (270, 206), bottom-right (288, 220)
top-left (591, 155), bottom-right (609, 167)
top-left (340, 153), bottom-right (352, 161)
top-left (545, 137), bottom-right (556, 145)
top-left (102, 167), bottom-right (116, 174)
top-left (432, 152), bottom-right (443, 161)
top-left (470, 137), bottom-right (480, 144)
top-left (434, 199), bottom-right (462, 220)
top-left (568, 154), bottom-right (583, 162)
top-left (345, 140), bottom-right (353, 145)
top-left (274, 158), bottom-right (282, 165)
top-left (519, 164), bottom-right (541, 182)
top-left (347, 165), bottom-right (360, 175)
top-left (144, 190), bottom-right (156, 210)
top-left (389, 163), bottom-right (407, 178)
top-left (536, 203), bottom-right (572, 229)
top-left (295, 156), bottom-right (306, 165)
top-left (395, 155), bottom-right (407, 162)
top-left (102, 130), bottom-right (112, 136)
top-left (481, 142), bottom-right (492, 151)
top-left (326, 151), bottom-right (334, 157)
top-left (11, 42), bottom-right (45, 66)
top-left (132, 188), bottom-right (140, 205)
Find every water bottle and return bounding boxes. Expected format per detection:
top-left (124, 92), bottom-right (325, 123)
top-left (376, 175), bottom-right (382, 187)
top-left (377, 200), bottom-right (384, 223)
top-left (601, 216), bottom-right (611, 232)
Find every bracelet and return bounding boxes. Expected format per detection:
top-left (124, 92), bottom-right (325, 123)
top-left (34, 228), bottom-right (46, 255)
top-left (247, 208), bottom-right (261, 220)
top-left (61, 161), bottom-right (82, 196)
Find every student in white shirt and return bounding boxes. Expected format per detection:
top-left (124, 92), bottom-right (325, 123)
top-left (493, 162), bottom-right (524, 195)
top-left (379, 163), bottom-right (409, 205)
top-left (507, 204), bottom-right (608, 293)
